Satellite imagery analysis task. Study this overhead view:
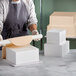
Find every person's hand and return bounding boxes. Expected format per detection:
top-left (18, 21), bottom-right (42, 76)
top-left (0, 35), bottom-right (3, 46)
top-left (0, 35), bottom-right (3, 41)
top-left (32, 30), bottom-right (41, 41)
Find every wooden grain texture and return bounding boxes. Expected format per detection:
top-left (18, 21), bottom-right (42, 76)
top-left (7, 36), bottom-right (32, 46)
top-left (48, 12), bottom-right (76, 38)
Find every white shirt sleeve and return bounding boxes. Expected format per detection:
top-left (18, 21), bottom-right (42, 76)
top-left (0, 1), bottom-right (3, 34)
top-left (27, 0), bottom-right (38, 27)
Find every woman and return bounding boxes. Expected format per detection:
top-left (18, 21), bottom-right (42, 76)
top-left (0, 0), bottom-right (39, 40)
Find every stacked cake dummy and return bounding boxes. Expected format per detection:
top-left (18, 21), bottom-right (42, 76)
top-left (47, 12), bottom-right (76, 38)
top-left (44, 29), bottom-right (70, 57)
top-left (1, 35), bottom-right (42, 66)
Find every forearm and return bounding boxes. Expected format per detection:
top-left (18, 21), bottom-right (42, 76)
top-left (28, 0), bottom-right (38, 30)
top-left (28, 24), bottom-right (40, 41)
top-left (28, 24), bottom-right (37, 32)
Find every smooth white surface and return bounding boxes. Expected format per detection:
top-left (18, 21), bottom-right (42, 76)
top-left (47, 29), bottom-right (66, 44)
top-left (6, 45), bottom-right (39, 66)
top-left (44, 41), bottom-right (69, 57)
top-left (32, 34), bottom-right (43, 40)
top-left (0, 40), bottom-right (11, 46)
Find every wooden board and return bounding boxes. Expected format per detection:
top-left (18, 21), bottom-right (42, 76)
top-left (1, 34), bottom-right (43, 59)
top-left (47, 24), bottom-right (76, 38)
top-left (7, 35), bottom-right (32, 46)
top-left (49, 12), bottom-right (76, 26)
top-left (48, 12), bottom-right (76, 38)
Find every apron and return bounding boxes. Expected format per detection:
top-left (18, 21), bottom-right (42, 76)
top-left (1, 0), bottom-right (29, 39)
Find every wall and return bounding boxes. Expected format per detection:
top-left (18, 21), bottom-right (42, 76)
top-left (34, 0), bottom-right (54, 50)
top-left (55, 0), bottom-right (76, 12)
top-left (54, 0), bottom-right (76, 49)
top-left (34, 0), bottom-right (76, 49)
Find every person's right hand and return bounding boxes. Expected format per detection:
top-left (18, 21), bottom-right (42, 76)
top-left (0, 35), bottom-right (3, 41)
top-left (0, 35), bottom-right (3, 46)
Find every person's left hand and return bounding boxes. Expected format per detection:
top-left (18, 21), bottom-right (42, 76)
top-left (32, 30), bottom-right (41, 41)
top-left (0, 35), bottom-right (3, 41)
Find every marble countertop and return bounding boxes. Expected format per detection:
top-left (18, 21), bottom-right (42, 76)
top-left (0, 50), bottom-right (76, 76)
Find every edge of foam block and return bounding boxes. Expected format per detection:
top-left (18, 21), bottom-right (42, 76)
top-left (5, 59), bottom-right (41, 67)
top-left (6, 45), bottom-right (39, 66)
top-left (44, 41), bottom-right (70, 57)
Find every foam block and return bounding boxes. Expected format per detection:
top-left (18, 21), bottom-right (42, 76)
top-left (47, 29), bottom-right (66, 44)
top-left (50, 12), bottom-right (76, 26)
top-left (44, 41), bottom-right (69, 57)
top-left (6, 45), bottom-right (39, 66)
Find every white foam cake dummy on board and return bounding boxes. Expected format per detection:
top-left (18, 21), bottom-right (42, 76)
top-left (6, 45), bottom-right (39, 66)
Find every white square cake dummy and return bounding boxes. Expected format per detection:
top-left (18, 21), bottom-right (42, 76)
top-left (49, 12), bottom-right (76, 25)
top-left (47, 29), bottom-right (66, 44)
top-left (44, 41), bottom-right (69, 57)
top-left (6, 45), bottom-right (39, 66)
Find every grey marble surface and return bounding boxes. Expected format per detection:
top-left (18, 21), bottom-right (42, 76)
top-left (0, 50), bottom-right (76, 76)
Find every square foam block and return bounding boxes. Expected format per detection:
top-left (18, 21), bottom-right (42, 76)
top-left (44, 41), bottom-right (69, 57)
top-left (6, 45), bottom-right (39, 66)
top-left (47, 29), bottom-right (66, 44)
top-left (50, 12), bottom-right (76, 26)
